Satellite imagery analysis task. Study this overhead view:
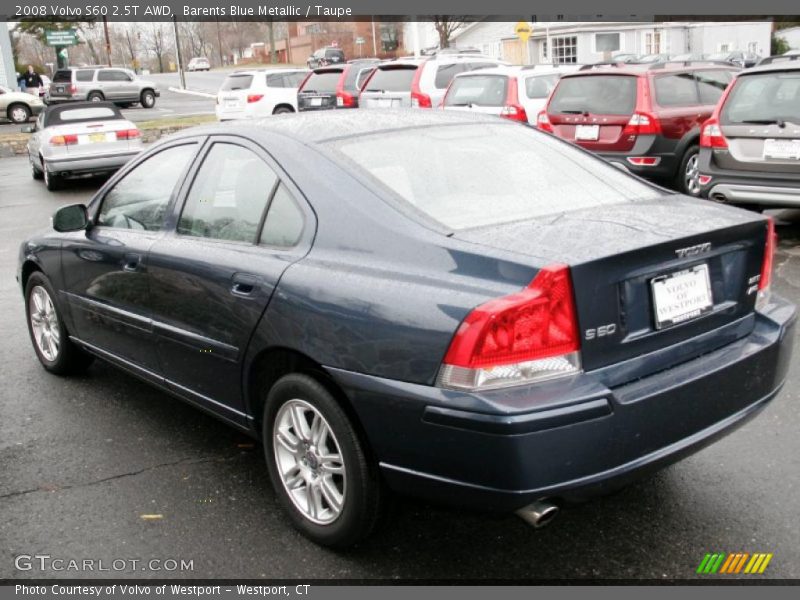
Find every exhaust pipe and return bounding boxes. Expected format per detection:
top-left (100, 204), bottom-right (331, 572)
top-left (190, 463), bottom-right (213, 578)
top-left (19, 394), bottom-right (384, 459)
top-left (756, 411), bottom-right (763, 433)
top-left (515, 499), bottom-right (560, 529)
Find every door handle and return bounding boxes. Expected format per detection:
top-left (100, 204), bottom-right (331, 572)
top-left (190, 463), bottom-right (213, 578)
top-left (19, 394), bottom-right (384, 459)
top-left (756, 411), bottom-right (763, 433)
top-left (231, 273), bottom-right (259, 297)
top-left (122, 253), bottom-right (142, 272)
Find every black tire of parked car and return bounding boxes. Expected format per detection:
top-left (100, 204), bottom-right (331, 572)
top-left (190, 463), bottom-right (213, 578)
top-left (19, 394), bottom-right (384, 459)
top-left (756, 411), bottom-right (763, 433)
top-left (273, 106), bottom-right (293, 115)
top-left (676, 144), bottom-right (701, 196)
top-left (31, 160), bottom-right (43, 180)
top-left (87, 92), bottom-right (104, 102)
top-left (140, 90), bottom-right (156, 108)
top-left (7, 103), bottom-right (32, 124)
top-left (43, 165), bottom-right (61, 191)
top-left (24, 272), bottom-right (94, 375)
top-left (262, 373), bottom-right (385, 548)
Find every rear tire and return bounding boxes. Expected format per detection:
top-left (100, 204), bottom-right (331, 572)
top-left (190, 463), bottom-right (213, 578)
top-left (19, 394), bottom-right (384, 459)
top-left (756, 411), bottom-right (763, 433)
top-left (43, 165), bottom-right (61, 191)
top-left (263, 373), bottom-right (384, 548)
top-left (87, 92), bottom-right (104, 102)
top-left (273, 106), bottom-right (293, 115)
top-left (8, 103), bottom-right (31, 124)
top-left (31, 160), bottom-right (43, 180)
top-left (140, 89), bottom-right (156, 108)
top-left (677, 145), bottom-right (701, 196)
top-left (25, 272), bottom-right (94, 375)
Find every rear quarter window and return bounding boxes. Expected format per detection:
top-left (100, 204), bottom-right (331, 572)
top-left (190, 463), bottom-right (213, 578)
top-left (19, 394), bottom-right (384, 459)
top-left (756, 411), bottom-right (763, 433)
top-left (654, 73), bottom-right (700, 106)
top-left (525, 74), bottom-right (559, 99)
top-left (434, 63), bottom-right (465, 89)
top-left (53, 70), bottom-right (72, 83)
top-left (363, 67), bottom-right (418, 93)
top-left (76, 70), bottom-right (95, 82)
top-left (695, 70), bottom-right (732, 104)
top-left (549, 75), bottom-right (637, 115)
top-left (221, 75), bottom-right (253, 91)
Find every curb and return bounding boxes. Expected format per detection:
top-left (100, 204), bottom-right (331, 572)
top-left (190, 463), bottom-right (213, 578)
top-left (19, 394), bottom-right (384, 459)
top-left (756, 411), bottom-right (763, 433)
top-left (168, 87), bottom-right (217, 99)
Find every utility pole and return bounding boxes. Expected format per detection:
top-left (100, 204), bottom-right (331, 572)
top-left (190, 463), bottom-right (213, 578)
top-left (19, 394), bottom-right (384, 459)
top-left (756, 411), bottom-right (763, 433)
top-left (172, 16), bottom-right (186, 89)
top-left (268, 20), bottom-right (276, 63)
top-left (371, 17), bottom-right (378, 56)
top-left (215, 18), bottom-right (224, 66)
top-left (103, 16), bottom-right (112, 66)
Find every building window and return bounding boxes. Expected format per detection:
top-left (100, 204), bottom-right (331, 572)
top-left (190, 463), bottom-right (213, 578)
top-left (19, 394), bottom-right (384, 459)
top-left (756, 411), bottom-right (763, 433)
top-left (552, 36), bottom-right (577, 64)
top-left (380, 23), bottom-right (399, 52)
top-left (540, 39), bottom-right (548, 62)
top-left (594, 32), bottom-right (621, 54)
top-left (717, 43), bottom-right (730, 52)
top-left (645, 31), bottom-right (661, 54)
top-left (747, 41), bottom-right (759, 54)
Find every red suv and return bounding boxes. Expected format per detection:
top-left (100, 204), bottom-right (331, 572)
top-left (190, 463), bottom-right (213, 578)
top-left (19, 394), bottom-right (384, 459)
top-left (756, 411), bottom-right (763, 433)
top-left (537, 62), bottom-right (738, 195)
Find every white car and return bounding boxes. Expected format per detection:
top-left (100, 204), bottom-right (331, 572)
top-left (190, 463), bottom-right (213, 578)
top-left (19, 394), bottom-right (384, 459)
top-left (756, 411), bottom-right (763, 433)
top-left (215, 68), bottom-right (309, 121)
top-left (187, 57), bottom-right (210, 71)
top-left (24, 102), bottom-right (143, 191)
top-left (441, 65), bottom-right (581, 125)
top-left (0, 85), bottom-right (44, 123)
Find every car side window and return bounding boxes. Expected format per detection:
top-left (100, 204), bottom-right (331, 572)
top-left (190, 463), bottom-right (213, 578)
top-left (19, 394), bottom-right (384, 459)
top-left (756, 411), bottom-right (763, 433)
top-left (696, 70), bottom-right (732, 104)
top-left (178, 143), bottom-right (279, 243)
top-left (434, 63), bottom-right (465, 89)
top-left (76, 70), bottom-right (95, 82)
top-left (260, 184), bottom-right (304, 248)
top-left (266, 73), bottom-right (287, 87)
top-left (654, 73), bottom-right (700, 106)
top-left (97, 144), bottom-right (197, 231)
top-left (97, 71), bottom-right (113, 82)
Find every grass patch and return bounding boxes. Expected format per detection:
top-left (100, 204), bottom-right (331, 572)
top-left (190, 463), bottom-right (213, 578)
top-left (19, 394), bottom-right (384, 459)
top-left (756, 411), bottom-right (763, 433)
top-left (137, 114), bottom-right (217, 130)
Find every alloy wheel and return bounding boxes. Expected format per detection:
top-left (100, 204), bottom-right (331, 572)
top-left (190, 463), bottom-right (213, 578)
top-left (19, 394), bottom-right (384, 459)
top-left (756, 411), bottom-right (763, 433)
top-left (684, 153), bottom-right (700, 196)
top-left (29, 285), bottom-right (60, 362)
top-left (11, 106), bottom-right (30, 123)
top-left (273, 399), bottom-right (346, 525)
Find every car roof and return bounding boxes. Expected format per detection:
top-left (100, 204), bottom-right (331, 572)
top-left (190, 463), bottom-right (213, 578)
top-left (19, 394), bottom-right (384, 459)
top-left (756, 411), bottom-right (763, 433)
top-left (230, 67), bottom-right (307, 75)
top-left (747, 57), bottom-right (800, 73)
top-left (453, 65), bottom-right (576, 79)
top-left (562, 62), bottom-right (738, 78)
top-left (175, 109), bottom-right (510, 145)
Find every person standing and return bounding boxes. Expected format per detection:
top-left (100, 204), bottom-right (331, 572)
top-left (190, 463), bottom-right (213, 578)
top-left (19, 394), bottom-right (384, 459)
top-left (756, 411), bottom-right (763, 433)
top-left (22, 66), bottom-right (44, 96)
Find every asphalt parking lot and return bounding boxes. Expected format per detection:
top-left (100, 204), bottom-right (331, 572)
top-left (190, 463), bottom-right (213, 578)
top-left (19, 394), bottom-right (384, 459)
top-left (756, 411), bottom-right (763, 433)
top-left (1, 154), bottom-right (799, 580)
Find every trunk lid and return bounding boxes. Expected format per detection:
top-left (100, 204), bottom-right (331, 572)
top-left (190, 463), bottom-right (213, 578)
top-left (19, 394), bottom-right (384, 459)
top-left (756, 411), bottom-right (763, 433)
top-left (717, 70), bottom-right (800, 174)
top-left (46, 120), bottom-right (140, 156)
top-left (547, 73), bottom-right (640, 152)
top-left (455, 197), bottom-right (767, 377)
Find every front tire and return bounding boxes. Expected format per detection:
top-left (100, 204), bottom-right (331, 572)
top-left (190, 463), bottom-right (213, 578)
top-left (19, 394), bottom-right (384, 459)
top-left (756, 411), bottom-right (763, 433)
top-left (140, 89), bottom-right (156, 108)
top-left (8, 103), bottom-right (32, 124)
top-left (25, 272), bottom-right (94, 375)
top-left (263, 374), bottom-right (384, 548)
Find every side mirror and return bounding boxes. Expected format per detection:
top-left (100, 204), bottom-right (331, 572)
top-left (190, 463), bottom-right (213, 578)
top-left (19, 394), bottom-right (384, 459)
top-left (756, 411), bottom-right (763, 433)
top-left (52, 204), bottom-right (89, 232)
top-left (21, 125), bottom-right (34, 133)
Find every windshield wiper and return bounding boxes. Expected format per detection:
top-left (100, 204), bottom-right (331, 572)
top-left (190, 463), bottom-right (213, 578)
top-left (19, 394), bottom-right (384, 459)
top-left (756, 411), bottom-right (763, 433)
top-left (559, 109), bottom-right (588, 115)
top-left (740, 118), bottom-right (788, 128)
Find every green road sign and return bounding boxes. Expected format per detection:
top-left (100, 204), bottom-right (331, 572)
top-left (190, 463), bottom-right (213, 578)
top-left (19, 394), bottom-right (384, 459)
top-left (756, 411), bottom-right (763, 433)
top-left (45, 30), bottom-right (78, 47)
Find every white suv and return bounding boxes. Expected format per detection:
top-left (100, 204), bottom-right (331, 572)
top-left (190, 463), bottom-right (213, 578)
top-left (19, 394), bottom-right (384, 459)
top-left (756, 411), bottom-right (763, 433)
top-left (411, 53), bottom-right (507, 108)
top-left (215, 68), bottom-right (309, 121)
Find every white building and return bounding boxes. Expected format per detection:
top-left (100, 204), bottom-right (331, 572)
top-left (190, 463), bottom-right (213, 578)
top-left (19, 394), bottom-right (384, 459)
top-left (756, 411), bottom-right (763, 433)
top-left (406, 20), bottom-right (773, 65)
top-left (776, 26), bottom-right (800, 50)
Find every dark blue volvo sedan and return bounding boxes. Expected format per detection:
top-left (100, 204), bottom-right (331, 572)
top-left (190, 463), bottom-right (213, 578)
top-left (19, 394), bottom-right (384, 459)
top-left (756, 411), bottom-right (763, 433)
top-left (17, 110), bottom-right (795, 547)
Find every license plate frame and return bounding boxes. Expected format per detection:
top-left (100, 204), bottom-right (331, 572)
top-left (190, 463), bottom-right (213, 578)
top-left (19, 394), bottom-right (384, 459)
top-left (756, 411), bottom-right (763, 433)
top-left (575, 124), bottom-right (600, 141)
top-left (89, 132), bottom-right (107, 143)
top-left (650, 263), bottom-right (714, 330)
top-left (310, 97), bottom-right (323, 107)
top-left (763, 138), bottom-right (800, 160)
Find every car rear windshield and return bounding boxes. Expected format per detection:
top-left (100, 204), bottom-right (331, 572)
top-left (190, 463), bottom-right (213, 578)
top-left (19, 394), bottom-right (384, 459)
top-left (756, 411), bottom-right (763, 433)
top-left (343, 64), bottom-right (377, 91)
top-left (525, 73), bottom-right (559, 99)
top-left (300, 71), bottom-right (341, 93)
top-left (53, 70), bottom-right (72, 83)
top-left (332, 123), bottom-right (661, 230)
top-left (444, 75), bottom-right (508, 107)
top-left (362, 66), bottom-right (418, 93)
top-left (549, 75), bottom-right (638, 115)
top-left (48, 106), bottom-right (122, 125)
top-left (720, 71), bottom-right (800, 125)
top-left (221, 74), bottom-right (253, 91)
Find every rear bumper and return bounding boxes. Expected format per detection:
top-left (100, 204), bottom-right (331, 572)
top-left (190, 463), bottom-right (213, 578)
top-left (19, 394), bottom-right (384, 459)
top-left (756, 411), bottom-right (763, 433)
top-left (45, 151), bottom-right (140, 177)
top-left (328, 297), bottom-right (795, 512)
top-left (596, 135), bottom-right (681, 180)
top-left (698, 149), bottom-right (800, 206)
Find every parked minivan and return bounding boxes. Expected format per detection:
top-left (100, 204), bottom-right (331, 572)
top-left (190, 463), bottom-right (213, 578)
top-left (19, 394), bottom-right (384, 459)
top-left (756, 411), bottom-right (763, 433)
top-left (698, 58), bottom-right (800, 208)
top-left (538, 62), bottom-right (738, 194)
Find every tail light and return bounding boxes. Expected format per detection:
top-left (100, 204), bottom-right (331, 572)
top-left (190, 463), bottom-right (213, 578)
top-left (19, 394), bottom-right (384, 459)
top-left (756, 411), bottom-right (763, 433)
top-left (410, 64), bottom-right (432, 108)
top-left (623, 112), bottom-right (661, 136)
top-left (499, 77), bottom-right (528, 123)
top-left (69, 84), bottom-right (77, 94)
top-left (698, 175), bottom-right (712, 186)
top-left (247, 94), bottom-right (264, 103)
top-left (700, 118), bottom-right (728, 149)
top-left (50, 134), bottom-right (78, 146)
top-left (536, 110), bottom-right (553, 132)
top-left (436, 264), bottom-right (581, 391)
top-left (116, 129), bottom-right (141, 140)
top-left (335, 69), bottom-right (356, 108)
top-left (756, 217), bottom-right (776, 311)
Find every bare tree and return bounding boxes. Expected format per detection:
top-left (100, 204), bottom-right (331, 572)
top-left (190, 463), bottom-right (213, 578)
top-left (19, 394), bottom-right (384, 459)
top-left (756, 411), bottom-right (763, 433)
top-left (144, 22), bottom-right (171, 72)
top-left (432, 16), bottom-right (467, 49)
